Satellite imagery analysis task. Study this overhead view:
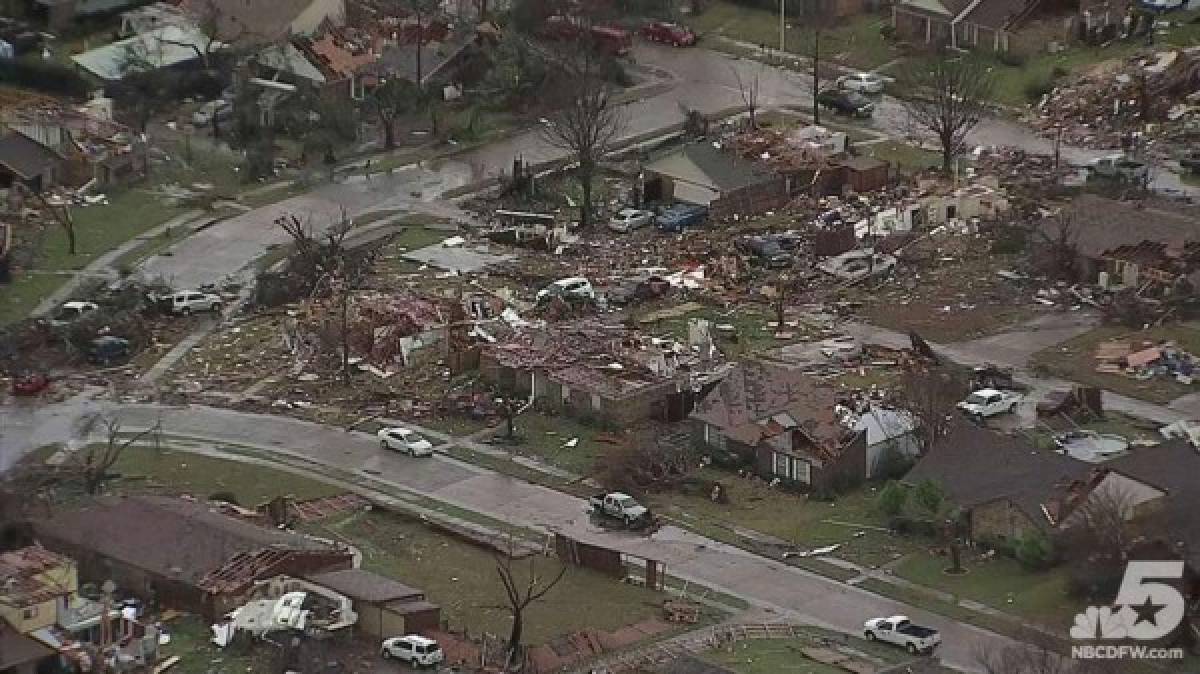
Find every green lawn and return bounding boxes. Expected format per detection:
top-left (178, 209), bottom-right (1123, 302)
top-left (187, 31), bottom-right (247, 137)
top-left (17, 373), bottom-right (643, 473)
top-left (861, 140), bottom-right (942, 173)
top-left (893, 553), bottom-right (1080, 627)
top-left (505, 411), bottom-right (606, 476)
top-left (691, 2), bottom-right (899, 70)
top-left (1030, 322), bottom-right (1200, 404)
top-left (105, 444), bottom-right (344, 506)
top-left (647, 472), bottom-right (919, 568)
top-left (163, 615), bottom-right (274, 674)
top-left (638, 304), bottom-right (815, 358)
top-left (317, 509), bottom-right (673, 644)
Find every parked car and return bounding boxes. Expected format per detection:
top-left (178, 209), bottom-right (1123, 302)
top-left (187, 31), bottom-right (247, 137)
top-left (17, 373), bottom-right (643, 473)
top-left (88, 336), bottom-right (130, 365)
top-left (738, 235), bottom-right (791, 268)
top-left (863, 616), bottom-right (940, 654)
top-left (590, 25), bottom-right (633, 55)
top-left (836, 72), bottom-right (885, 94)
top-left (956, 388), bottom-right (1022, 418)
top-left (381, 635), bottom-right (444, 667)
top-left (816, 89), bottom-right (874, 117)
top-left (377, 427), bottom-right (435, 457)
top-left (589, 492), bottom-right (650, 526)
top-left (656, 204), bottom-right (708, 233)
top-left (47, 301), bottom-right (99, 327)
top-left (161, 290), bottom-right (223, 315)
top-left (192, 100), bottom-right (233, 127)
top-left (536, 277), bottom-right (596, 303)
top-left (641, 20), bottom-right (696, 46)
top-left (1086, 154), bottom-right (1148, 184)
top-left (608, 208), bottom-right (655, 233)
top-left (12, 372), bottom-right (50, 396)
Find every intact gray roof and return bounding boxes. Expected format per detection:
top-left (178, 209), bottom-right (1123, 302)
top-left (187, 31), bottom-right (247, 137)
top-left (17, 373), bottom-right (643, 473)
top-left (0, 131), bottom-right (61, 180)
top-left (34, 495), bottom-right (329, 584)
top-left (682, 142), bottom-right (777, 192)
top-left (1105, 439), bottom-right (1200, 568)
top-left (306, 568), bottom-right (425, 603)
top-left (1057, 194), bottom-right (1200, 260)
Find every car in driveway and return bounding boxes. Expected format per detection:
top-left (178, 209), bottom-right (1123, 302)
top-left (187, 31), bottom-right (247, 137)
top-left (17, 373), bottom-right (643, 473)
top-left (377, 427), bottom-right (435, 456)
top-left (381, 635), bottom-right (444, 667)
top-left (608, 208), bottom-right (655, 233)
top-left (816, 89), bottom-right (874, 117)
top-left (837, 72), bottom-right (885, 94)
top-left (956, 388), bottom-right (1022, 418)
top-left (47, 301), bottom-right (99, 327)
top-left (655, 204), bottom-right (708, 233)
top-left (161, 290), bottom-right (223, 315)
top-left (641, 20), bottom-right (696, 46)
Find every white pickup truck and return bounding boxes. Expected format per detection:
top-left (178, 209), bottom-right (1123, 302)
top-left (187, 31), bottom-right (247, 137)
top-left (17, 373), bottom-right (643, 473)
top-left (956, 388), bottom-right (1022, 418)
top-left (863, 615), bottom-right (941, 654)
top-left (588, 492), bottom-right (649, 526)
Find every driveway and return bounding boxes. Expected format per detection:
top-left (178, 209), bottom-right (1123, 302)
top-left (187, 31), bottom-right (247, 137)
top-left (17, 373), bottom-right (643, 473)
top-left (2, 396), bottom-right (1039, 672)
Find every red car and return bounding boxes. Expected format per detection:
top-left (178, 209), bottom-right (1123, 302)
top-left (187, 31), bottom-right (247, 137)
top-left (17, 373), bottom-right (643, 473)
top-left (641, 21), bottom-right (696, 46)
top-left (11, 372), bottom-right (49, 396)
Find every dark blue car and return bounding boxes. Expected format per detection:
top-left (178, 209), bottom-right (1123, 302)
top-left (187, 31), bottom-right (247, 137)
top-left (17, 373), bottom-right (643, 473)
top-left (655, 204), bottom-right (708, 233)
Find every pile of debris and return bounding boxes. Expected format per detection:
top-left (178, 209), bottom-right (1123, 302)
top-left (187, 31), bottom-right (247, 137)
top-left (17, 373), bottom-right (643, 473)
top-left (1028, 47), bottom-right (1200, 151)
top-left (1094, 338), bottom-right (1199, 384)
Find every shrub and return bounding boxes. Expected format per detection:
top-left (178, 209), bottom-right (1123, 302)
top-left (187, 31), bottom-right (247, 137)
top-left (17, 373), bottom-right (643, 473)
top-left (878, 481), bottom-right (908, 516)
top-left (880, 24), bottom-right (897, 41)
top-left (1015, 530), bottom-right (1056, 570)
top-left (912, 479), bottom-right (946, 516)
top-left (1023, 76), bottom-right (1055, 102)
top-left (874, 447), bottom-right (915, 481)
top-left (997, 50), bottom-right (1027, 67)
top-left (1051, 65), bottom-right (1069, 79)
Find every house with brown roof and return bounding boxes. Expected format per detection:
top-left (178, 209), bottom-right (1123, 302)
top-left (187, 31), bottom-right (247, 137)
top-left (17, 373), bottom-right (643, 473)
top-left (306, 568), bottom-right (440, 639)
top-left (892, 0), bottom-right (1029, 51)
top-left (690, 361), bottom-right (866, 493)
top-left (33, 495), bottom-right (352, 618)
top-left (1047, 195), bottom-right (1200, 293)
top-left (0, 545), bottom-right (77, 635)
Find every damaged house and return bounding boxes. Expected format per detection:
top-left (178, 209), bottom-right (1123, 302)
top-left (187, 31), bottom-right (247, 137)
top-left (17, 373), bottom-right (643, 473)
top-left (33, 495), bottom-right (352, 619)
top-left (690, 361), bottom-right (867, 493)
top-left (644, 142), bottom-right (787, 219)
top-left (480, 321), bottom-right (726, 426)
top-left (892, 0), bottom-right (1024, 52)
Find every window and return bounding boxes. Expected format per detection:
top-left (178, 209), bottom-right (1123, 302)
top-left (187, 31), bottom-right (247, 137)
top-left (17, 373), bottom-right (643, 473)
top-left (22, 606), bottom-right (37, 620)
top-left (773, 452), bottom-right (789, 477)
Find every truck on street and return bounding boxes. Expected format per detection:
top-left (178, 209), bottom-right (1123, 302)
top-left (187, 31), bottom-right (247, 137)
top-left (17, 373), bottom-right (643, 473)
top-left (588, 492), bottom-right (650, 526)
top-left (863, 616), bottom-right (941, 654)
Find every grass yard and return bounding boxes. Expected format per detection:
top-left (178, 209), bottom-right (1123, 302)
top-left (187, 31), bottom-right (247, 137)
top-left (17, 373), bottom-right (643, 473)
top-left (860, 140), bottom-right (942, 174)
top-left (1029, 322), bottom-right (1200, 404)
top-left (504, 411), bottom-right (607, 476)
top-left (893, 552), bottom-right (1080, 627)
top-left (104, 444), bottom-right (344, 505)
top-left (317, 509), bottom-right (671, 644)
top-left (691, 2), bottom-right (900, 70)
top-left (700, 627), bottom-right (942, 674)
top-left (162, 615), bottom-right (274, 674)
top-left (639, 304), bottom-right (815, 358)
top-left (647, 471), bottom-right (918, 568)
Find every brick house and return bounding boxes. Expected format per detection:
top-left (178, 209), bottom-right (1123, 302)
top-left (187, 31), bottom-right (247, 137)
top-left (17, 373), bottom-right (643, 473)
top-left (644, 142), bottom-right (788, 219)
top-left (892, 0), bottom-right (1027, 51)
top-left (690, 361), bottom-right (866, 493)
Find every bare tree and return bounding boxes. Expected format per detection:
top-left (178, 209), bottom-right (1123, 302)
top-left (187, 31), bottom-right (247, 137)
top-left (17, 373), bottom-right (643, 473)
top-left (494, 542), bottom-right (567, 667)
top-left (895, 365), bottom-right (969, 453)
top-left (366, 78), bottom-right (417, 150)
top-left (730, 64), bottom-right (762, 129)
top-left (1058, 482), bottom-right (1147, 601)
top-left (27, 185), bottom-right (77, 256)
top-left (899, 58), bottom-right (994, 173)
top-left (70, 415), bottom-right (163, 495)
top-left (539, 43), bottom-right (625, 227)
top-left (1035, 210), bottom-right (1080, 281)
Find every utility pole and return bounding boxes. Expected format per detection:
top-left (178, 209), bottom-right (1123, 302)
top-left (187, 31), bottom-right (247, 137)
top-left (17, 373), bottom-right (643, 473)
top-left (811, 27), bottom-right (821, 126)
top-left (779, 0), bottom-right (786, 53)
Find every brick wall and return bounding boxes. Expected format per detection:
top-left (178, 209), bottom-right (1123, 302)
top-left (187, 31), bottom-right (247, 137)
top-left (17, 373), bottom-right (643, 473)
top-left (709, 179), bottom-right (789, 220)
top-left (971, 499), bottom-right (1038, 542)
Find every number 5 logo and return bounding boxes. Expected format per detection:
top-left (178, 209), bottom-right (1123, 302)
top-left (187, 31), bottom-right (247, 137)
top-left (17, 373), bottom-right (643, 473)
top-left (1113, 560), bottom-right (1186, 640)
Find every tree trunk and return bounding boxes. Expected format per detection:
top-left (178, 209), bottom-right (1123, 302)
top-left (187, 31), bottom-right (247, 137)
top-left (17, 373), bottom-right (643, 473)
top-left (382, 116), bottom-right (396, 150)
top-left (812, 29), bottom-right (821, 126)
top-left (507, 610), bottom-right (523, 667)
top-left (505, 410), bottom-right (514, 439)
top-left (949, 541), bottom-right (963, 573)
top-left (63, 215), bottom-right (77, 256)
top-left (941, 140), bottom-right (953, 174)
top-left (415, 12), bottom-right (424, 85)
top-left (578, 162), bottom-right (594, 227)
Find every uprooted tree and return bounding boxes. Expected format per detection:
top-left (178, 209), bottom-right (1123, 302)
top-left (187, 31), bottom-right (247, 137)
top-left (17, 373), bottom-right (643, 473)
top-left (494, 539), bottom-right (567, 667)
top-left (539, 40), bottom-right (625, 227)
top-left (899, 58), bottom-right (994, 173)
top-left (730, 63), bottom-right (762, 129)
top-left (1034, 210), bottom-right (1080, 281)
top-left (69, 414), bottom-right (164, 495)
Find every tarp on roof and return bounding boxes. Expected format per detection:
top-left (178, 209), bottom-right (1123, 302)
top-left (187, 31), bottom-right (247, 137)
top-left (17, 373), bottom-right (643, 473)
top-left (71, 25), bottom-right (222, 81)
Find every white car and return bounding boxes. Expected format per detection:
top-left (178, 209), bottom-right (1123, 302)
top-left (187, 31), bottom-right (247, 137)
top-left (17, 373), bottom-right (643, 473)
top-left (837, 72), bottom-right (886, 94)
top-left (166, 291), bottom-right (223, 315)
top-left (956, 388), bottom-right (1022, 418)
top-left (377, 427), bottom-right (435, 457)
top-left (48, 301), bottom-right (99, 326)
top-left (381, 635), bottom-right (444, 667)
top-left (608, 208), bottom-right (654, 233)
top-left (863, 616), bottom-right (940, 654)
top-left (536, 277), bottom-right (596, 303)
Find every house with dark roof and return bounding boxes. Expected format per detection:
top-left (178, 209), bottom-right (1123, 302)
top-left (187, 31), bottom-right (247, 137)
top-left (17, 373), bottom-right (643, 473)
top-left (0, 625), bottom-right (55, 674)
top-left (306, 568), bottom-right (440, 639)
top-left (33, 495), bottom-right (352, 618)
top-left (1046, 195), bottom-right (1200, 293)
top-left (691, 361), bottom-right (866, 493)
top-left (645, 142), bottom-right (788, 219)
top-left (892, 0), bottom-right (1029, 51)
top-left (0, 131), bottom-right (63, 191)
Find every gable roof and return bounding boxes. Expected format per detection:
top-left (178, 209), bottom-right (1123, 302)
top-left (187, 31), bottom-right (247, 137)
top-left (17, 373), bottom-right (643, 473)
top-left (0, 545), bottom-right (73, 607)
top-left (34, 495), bottom-right (331, 585)
top-left (905, 420), bottom-right (1092, 528)
top-left (1105, 439), bottom-right (1200, 567)
top-left (691, 361), bottom-right (846, 449)
top-left (1057, 195), bottom-right (1200, 261)
top-left (306, 568), bottom-right (424, 603)
top-left (961, 0), bottom-right (1025, 30)
top-left (647, 142), bottom-right (777, 194)
top-left (177, 0), bottom-right (337, 44)
top-left (0, 131), bottom-right (61, 180)
top-left (71, 24), bottom-right (219, 81)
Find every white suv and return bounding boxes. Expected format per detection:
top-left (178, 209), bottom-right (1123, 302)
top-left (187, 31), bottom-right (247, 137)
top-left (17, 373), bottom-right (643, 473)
top-left (381, 635), bottom-right (444, 667)
top-left (168, 291), bottom-right (223, 315)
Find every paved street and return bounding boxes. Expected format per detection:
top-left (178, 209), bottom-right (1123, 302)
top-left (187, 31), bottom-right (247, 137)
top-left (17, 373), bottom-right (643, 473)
top-left (0, 396), bottom-right (1038, 672)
